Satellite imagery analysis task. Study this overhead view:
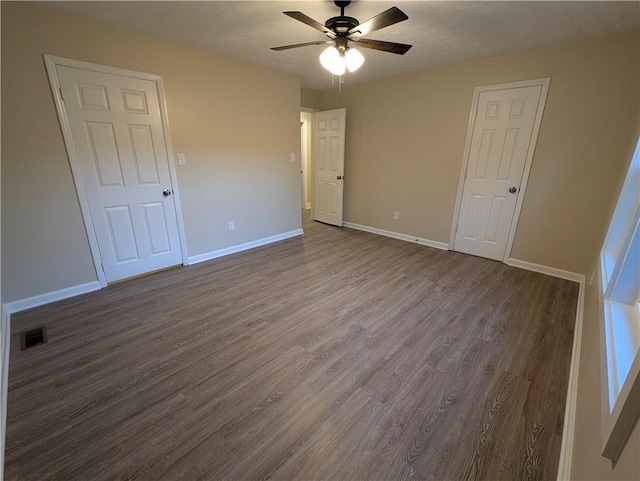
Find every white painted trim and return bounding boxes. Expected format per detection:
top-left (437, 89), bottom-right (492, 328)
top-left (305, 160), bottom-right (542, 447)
top-left (187, 229), bottom-right (304, 265)
top-left (602, 335), bottom-right (640, 462)
top-left (448, 82), bottom-right (481, 250)
top-left (43, 55), bottom-right (190, 281)
top-left (3, 282), bottom-right (101, 316)
top-left (154, 76), bottom-right (190, 266)
top-left (449, 78), bottom-right (552, 265)
top-left (45, 55), bottom-right (166, 83)
top-left (557, 277), bottom-right (585, 481)
top-left (300, 118), bottom-right (309, 211)
top-left (345, 220), bottom-right (591, 481)
top-left (597, 263), bottom-right (611, 462)
top-left (502, 257), bottom-right (586, 480)
top-left (597, 262), bottom-right (640, 463)
top-left (300, 110), bottom-right (314, 215)
top-left (43, 55), bottom-right (108, 287)
top-left (506, 258), bottom-right (585, 283)
top-left (343, 222), bottom-right (449, 251)
top-left (4, 230), bottom-right (304, 314)
top-left (313, 108), bottom-right (346, 227)
top-left (0, 307), bottom-right (11, 481)
top-left (502, 79), bottom-right (551, 263)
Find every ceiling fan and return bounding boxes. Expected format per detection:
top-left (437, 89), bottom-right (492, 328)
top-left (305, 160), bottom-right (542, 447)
top-left (271, 1), bottom-right (412, 76)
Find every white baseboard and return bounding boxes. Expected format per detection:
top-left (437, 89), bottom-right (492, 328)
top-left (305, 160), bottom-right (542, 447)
top-left (557, 278), bottom-right (585, 480)
top-left (3, 281), bottom-right (102, 316)
top-left (4, 230), bottom-right (306, 314)
top-left (0, 306), bottom-right (11, 481)
top-left (343, 222), bottom-right (449, 251)
top-left (188, 228), bottom-right (304, 265)
top-left (340, 230), bottom-right (584, 479)
top-left (505, 258), bottom-right (585, 480)
top-left (506, 258), bottom-right (585, 283)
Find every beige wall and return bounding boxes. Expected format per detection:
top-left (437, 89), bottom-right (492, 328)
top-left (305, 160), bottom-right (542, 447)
top-left (570, 119), bottom-right (640, 481)
top-left (1, 3), bottom-right (301, 303)
top-left (301, 88), bottom-right (321, 110)
top-left (2, 3), bottom-right (639, 476)
top-left (571, 279), bottom-right (640, 480)
top-left (317, 31), bottom-right (640, 275)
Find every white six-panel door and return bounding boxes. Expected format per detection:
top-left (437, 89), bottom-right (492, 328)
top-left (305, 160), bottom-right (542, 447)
top-left (313, 108), bottom-right (346, 226)
top-left (57, 65), bottom-right (182, 282)
top-left (454, 85), bottom-right (543, 261)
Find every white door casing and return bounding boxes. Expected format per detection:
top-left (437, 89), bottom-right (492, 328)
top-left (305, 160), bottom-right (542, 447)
top-left (300, 119), bottom-right (308, 209)
top-left (45, 56), bottom-right (187, 285)
top-left (313, 108), bottom-right (346, 226)
top-left (451, 79), bottom-right (550, 262)
top-left (301, 110), bottom-right (314, 211)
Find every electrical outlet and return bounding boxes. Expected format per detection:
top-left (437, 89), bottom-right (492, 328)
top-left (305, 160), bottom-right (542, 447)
top-left (228, 221), bottom-right (235, 231)
top-left (393, 211), bottom-right (400, 220)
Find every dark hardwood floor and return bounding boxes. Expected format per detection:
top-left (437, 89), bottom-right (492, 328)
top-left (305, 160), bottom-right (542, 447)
top-left (5, 211), bottom-right (578, 480)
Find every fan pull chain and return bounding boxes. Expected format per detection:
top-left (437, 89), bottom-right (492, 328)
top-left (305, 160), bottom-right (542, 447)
top-left (329, 74), bottom-right (342, 99)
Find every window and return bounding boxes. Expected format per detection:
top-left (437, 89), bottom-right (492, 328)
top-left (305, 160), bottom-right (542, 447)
top-left (599, 136), bottom-right (640, 462)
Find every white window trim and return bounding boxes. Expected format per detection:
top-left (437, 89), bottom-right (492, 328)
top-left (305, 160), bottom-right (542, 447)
top-left (598, 137), bottom-right (640, 463)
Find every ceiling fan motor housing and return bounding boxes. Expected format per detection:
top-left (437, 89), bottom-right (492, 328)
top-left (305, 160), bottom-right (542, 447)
top-left (325, 16), bottom-right (359, 35)
top-left (271, 1), bottom-right (412, 57)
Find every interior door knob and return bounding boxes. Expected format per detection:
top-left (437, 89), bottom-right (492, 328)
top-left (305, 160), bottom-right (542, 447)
top-left (337, 175), bottom-right (343, 180)
top-left (509, 186), bottom-right (517, 194)
top-left (163, 189), bottom-right (172, 197)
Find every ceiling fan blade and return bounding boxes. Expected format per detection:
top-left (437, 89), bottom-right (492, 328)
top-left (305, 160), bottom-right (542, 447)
top-left (271, 40), bottom-right (333, 51)
top-left (351, 38), bottom-right (412, 55)
top-left (348, 7), bottom-right (408, 37)
top-left (284, 11), bottom-right (336, 38)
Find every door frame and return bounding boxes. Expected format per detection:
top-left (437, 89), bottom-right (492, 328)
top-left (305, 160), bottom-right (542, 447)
top-left (300, 110), bottom-right (314, 210)
top-left (44, 55), bottom-right (189, 287)
top-left (448, 77), bottom-right (551, 262)
top-left (300, 119), bottom-right (307, 209)
top-left (301, 108), bottom-right (316, 218)
top-left (312, 108), bottom-right (346, 227)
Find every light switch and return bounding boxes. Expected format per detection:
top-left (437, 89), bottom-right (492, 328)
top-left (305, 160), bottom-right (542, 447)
top-left (290, 153), bottom-right (296, 162)
top-left (177, 153), bottom-right (186, 165)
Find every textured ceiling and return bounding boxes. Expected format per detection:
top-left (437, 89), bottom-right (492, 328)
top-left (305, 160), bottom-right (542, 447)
top-left (34, 1), bottom-right (640, 90)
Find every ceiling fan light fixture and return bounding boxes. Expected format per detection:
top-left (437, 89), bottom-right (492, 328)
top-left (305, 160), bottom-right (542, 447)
top-left (330, 58), bottom-right (346, 76)
top-left (319, 45), bottom-right (339, 69)
top-left (320, 46), bottom-right (346, 76)
top-left (274, 2), bottom-right (411, 85)
top-left (345, 47), bottom-right (364, 72)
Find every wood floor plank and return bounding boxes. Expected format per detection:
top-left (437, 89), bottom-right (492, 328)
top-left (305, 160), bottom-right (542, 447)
top-left (5, 211), bottom-right (578, 480)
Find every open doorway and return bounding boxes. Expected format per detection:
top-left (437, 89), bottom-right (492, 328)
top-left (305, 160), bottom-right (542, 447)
top-left (300, 111), bottom-right (313, 211)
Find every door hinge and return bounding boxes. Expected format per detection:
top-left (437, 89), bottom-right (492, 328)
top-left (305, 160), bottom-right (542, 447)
top-left (59, 87), bottom-right (65, 102)
top-left (455, 224), bottom-right (459, 234)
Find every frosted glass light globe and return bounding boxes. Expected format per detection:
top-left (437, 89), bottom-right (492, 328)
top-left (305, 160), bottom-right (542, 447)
top-left (345, 48), bottom-right (364, 72)
top-left (320, 46), bottom-right (346, 76)
top-left (320, 46), bottom-right (339, 70)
